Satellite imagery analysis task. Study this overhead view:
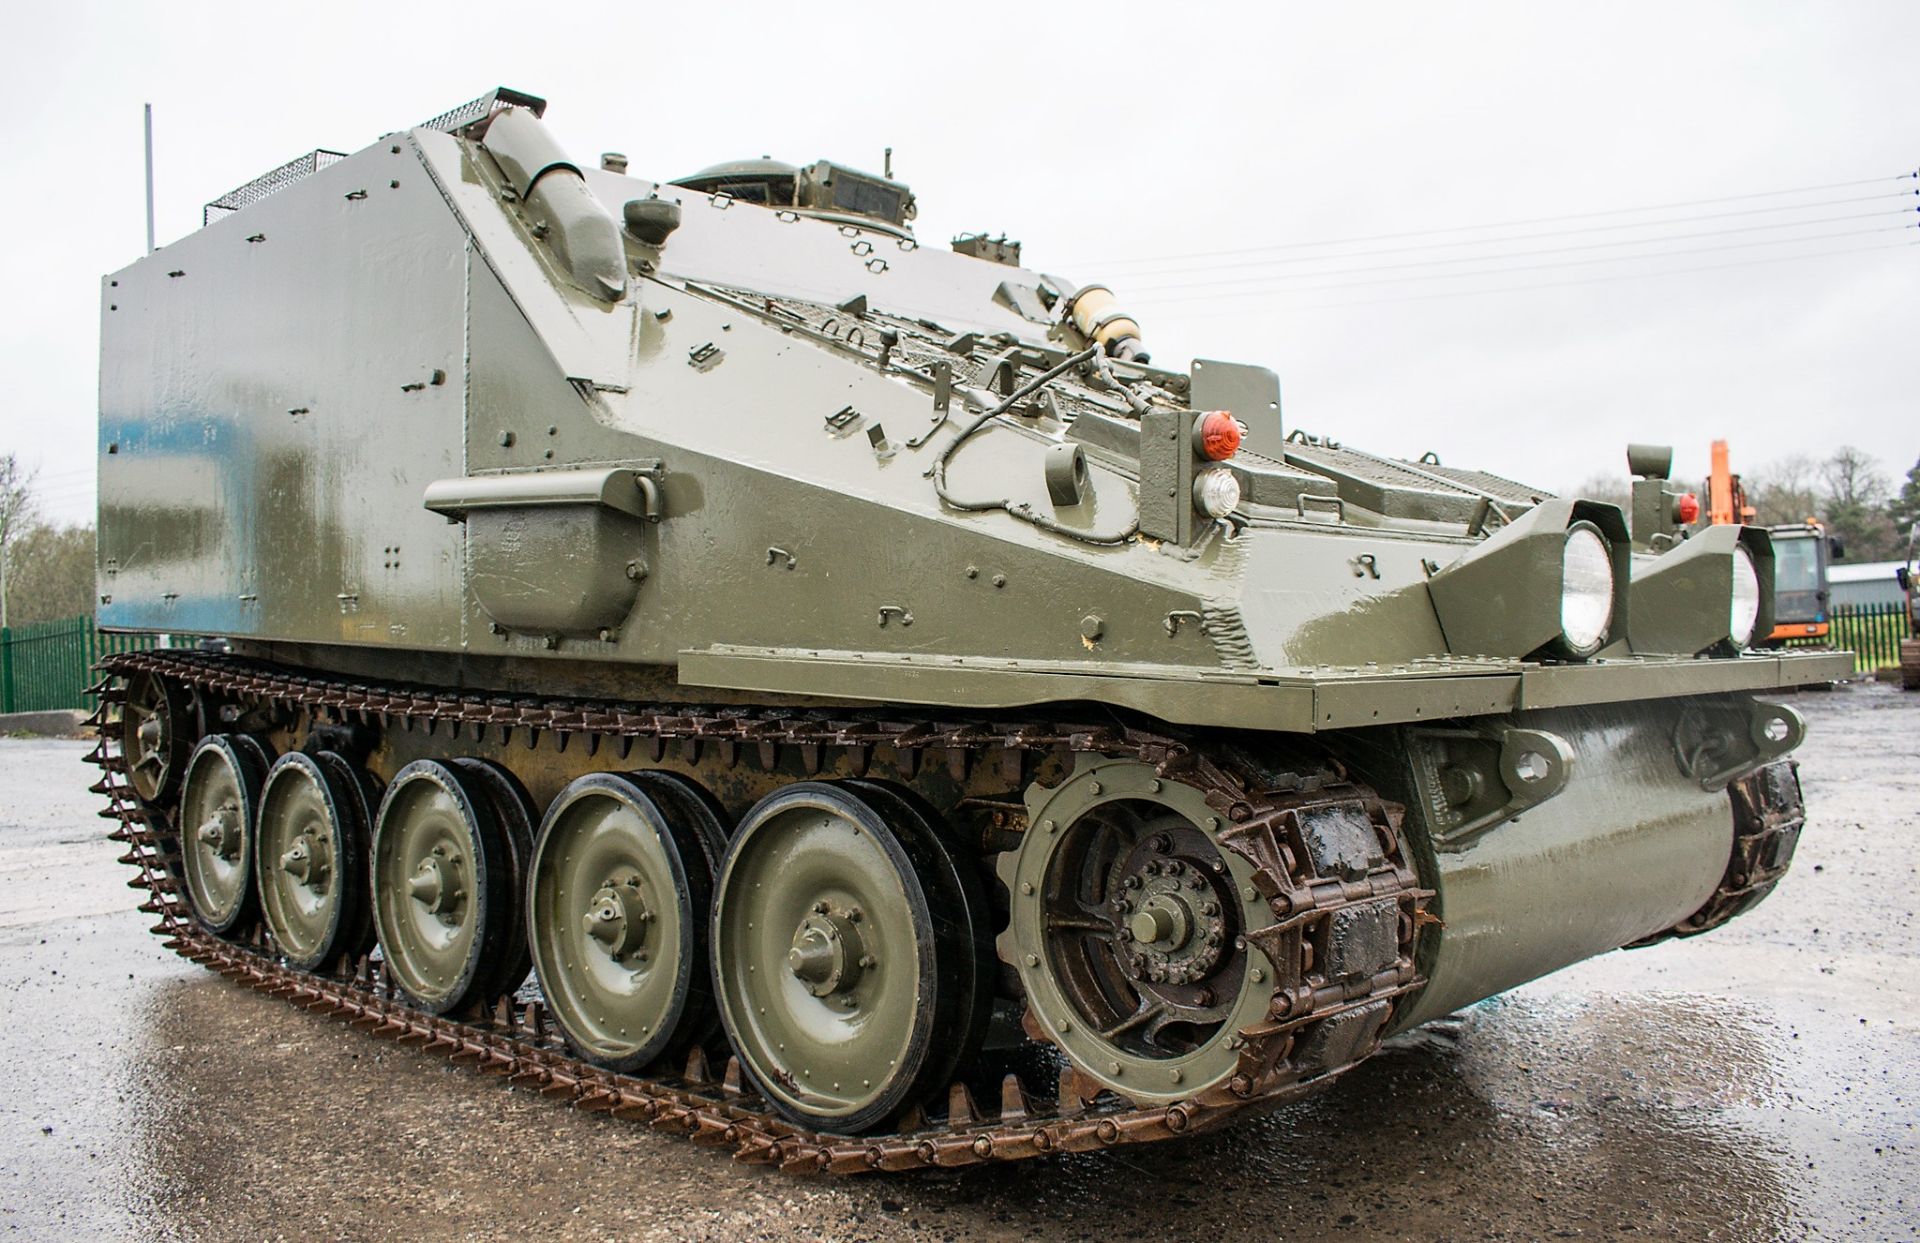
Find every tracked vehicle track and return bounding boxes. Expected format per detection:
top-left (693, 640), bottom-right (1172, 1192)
top-left (87, 648), bottom-right (1430, 1173)
top-left (1632, 757), bottom-right (1805, 946)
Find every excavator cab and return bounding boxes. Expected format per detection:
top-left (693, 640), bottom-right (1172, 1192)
top-left (1765, 524), bottom-right (1832, 643)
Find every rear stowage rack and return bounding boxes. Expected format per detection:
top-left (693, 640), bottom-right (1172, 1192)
top-left (415, 85), bottom-right (546, 135)
top-left (202, 148), bottom-right (347, 226)
top-left (199, 86), bottom-right (547, 228)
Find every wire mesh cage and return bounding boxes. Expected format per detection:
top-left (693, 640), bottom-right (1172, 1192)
top-left (202, 149), bottom-right (347, 226)
top-left (198, 88), bottom-right (545, 228)
top-left (416, 85), bottom-right (546, 135)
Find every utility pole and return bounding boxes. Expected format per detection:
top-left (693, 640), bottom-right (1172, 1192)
top-left (144, 103), bottom-right (156, 254)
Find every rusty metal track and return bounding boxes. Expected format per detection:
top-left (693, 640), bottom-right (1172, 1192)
top-left (85, 648), bottom-right (1428, 1174)
top-left (1633, 758), bottom-right (1805, 945)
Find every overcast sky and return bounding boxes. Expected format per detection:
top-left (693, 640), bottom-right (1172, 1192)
top-left (3, 1), bottom-right (1913, 526)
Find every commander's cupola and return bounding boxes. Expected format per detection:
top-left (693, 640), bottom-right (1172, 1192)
top-left (669, 157), bottom-right (917, 236)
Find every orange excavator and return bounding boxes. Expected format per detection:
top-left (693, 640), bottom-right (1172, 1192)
top-left (1704, 439), bottom-right (1830, 644)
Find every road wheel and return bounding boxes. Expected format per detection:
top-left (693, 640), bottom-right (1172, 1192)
top-left (448, 758), bottom-right (537, 1000)
top-left (711, 781), bottom-right (977, 1134)
top-left (371, 760), bottom-right (515, 1014)
top-left (120, 671), bottom-right (193, 807)
top-left (840, 778), bottom-right (994, 1092)
top-left (178, 734), bottom-right (271, 935)
top-left (527, 772), bottom-right (725, 1072)
top-left (254, 751), bottom-right (376, 972)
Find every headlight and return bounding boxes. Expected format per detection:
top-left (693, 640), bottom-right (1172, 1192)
top-left (1559, 523), bottom-right (1615, 656)
top-left (1730, 545), bottom-right (1761, 647)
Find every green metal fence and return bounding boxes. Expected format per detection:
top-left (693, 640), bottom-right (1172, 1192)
top-left (1784, 600), bottom-right (1910, 674)
top-left (0, 616), bottom-right (161, 714)
top-left (1833, 601), bottom-right (1911, 673)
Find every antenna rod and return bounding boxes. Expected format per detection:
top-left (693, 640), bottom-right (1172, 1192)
top-left (143, 103), bottom-right (155, 254)
top-left (884, 146), bottom-right (892, 179)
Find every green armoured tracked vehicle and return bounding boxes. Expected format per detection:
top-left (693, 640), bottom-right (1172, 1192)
top-left (90, 87), bottom-right (1848, 1171)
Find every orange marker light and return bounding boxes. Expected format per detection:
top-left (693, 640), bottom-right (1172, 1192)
top-left (1197, 411), bottom-right (1242, 461)
top-left (1676, 492), bottom-right (1700, 524)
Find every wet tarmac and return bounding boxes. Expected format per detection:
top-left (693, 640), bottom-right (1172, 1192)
top-left (1, 683), bottom-right (1915, 1241)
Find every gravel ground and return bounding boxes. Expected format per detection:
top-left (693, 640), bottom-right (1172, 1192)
top-left (0, 683), bottom-right (1914, 1241)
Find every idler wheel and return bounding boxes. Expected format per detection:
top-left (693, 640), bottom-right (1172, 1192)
top-left (178, 734), bottom-right (271, 936)
top-left (119, 671), bottom-right (194, 806)
top-left (371, 760), bottom-right (516, 1014)
top-left (254, 752), bottom-right (378, 972)
top-left (711, 781), bottom-right (982, 1134)
top-left (527, 772), bottom-right (726, 1073)
top-left (996, 757), bottom-right (1277, 1104)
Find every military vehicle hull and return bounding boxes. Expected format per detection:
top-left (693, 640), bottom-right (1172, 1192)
top-left (89, 88), bottom-right (1845, 1169)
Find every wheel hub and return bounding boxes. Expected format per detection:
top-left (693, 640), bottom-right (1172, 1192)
top-left (582, 876), bottom-right (652, 963)
top-left (1127, 895), bottom-right (1189, 950)
top-left (1113, 841), bottom-right (1230, 987)
top-left (786, 905), bottom-right (869, 998)
top-left (197, 809), bottom-right (242, 861)
top-left (408, 852), bottom-right (464, 917)
top-left (279, 831), bottom-right (329, 889)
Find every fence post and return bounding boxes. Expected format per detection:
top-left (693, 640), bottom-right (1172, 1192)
top-left (1, 625), bottom-right (12, 714)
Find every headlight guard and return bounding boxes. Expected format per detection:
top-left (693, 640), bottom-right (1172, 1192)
top-left (1427, 498), bottom-right (1631, 662)
top-left (1627, 524), bottom-right (1775, 656)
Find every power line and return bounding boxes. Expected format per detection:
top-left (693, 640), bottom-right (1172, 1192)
top-left (1123, 209), bottom-right (1916, 296)
top-left (29, 487), bottom-right (96, 501)
top-left (28, 466), bottom-right (96, 483)
top-left (1153, 238), bottom-right (1915, 318)
top-left (1130, 223), bottom-right (1916, 306)
top-left (1060, 170), bottom-right (1918, 270)
top-left (1093, 191), bottom-right (1917, 280)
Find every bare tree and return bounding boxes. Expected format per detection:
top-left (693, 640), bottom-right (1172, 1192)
top-left (1569, 472), bottom-right (1630, 510)
top-left (5, 524), bottom-right (95, 625)
top-left (1746, 457), bottom-right (1820, 527)
top-left (0, 454), bottom-right (38, 629)
top-left (1819, 445), bottom-right (1889, 511)
top-left (1817, 445), bottom-right (1897, 561)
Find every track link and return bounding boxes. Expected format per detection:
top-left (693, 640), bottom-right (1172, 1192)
top-left (1631, 758), bottom-right (1805, 945)
top-left (86, 649), bottom-right (1428, 1174)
